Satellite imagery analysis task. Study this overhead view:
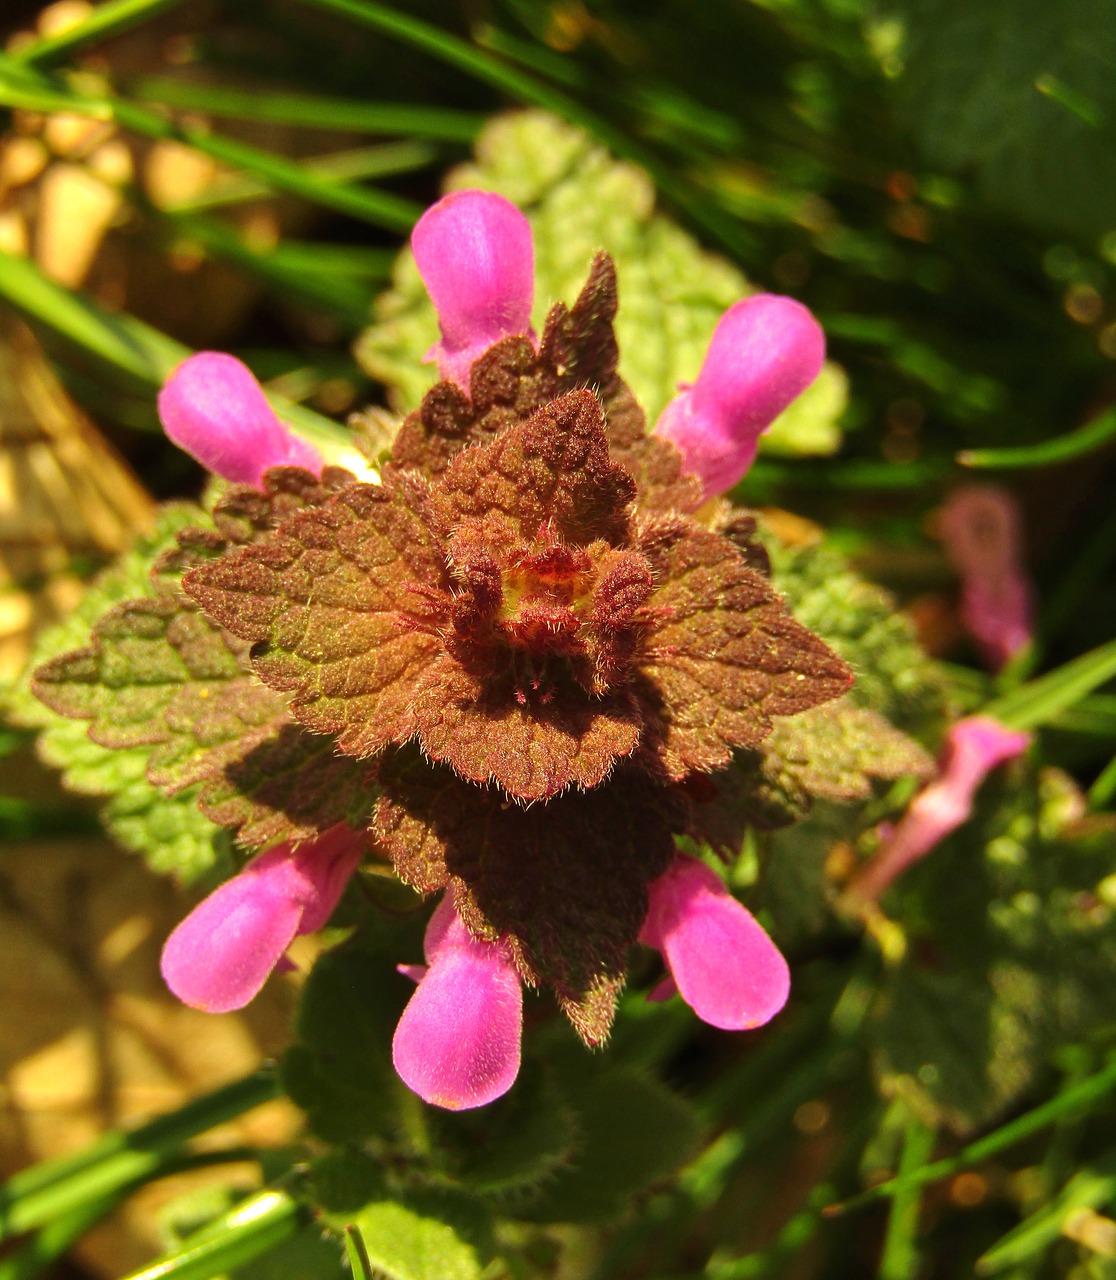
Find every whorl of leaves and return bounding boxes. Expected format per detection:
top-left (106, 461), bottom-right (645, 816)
top-left (29, 252), bottom-right (921, 1036)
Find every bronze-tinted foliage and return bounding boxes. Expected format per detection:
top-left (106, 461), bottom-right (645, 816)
top-left (185, 384), bottom-right (851, 805)
top-left (373, 745), bottom-right (684, 1044)
top-left (34, 252), bottom-right (866, 1034)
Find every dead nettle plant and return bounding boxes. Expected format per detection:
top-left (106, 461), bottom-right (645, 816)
top-left (32, 190), bottom-right (935, 1110)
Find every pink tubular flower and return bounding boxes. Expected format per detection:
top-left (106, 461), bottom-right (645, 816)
top-left (639, 855), bottom-right (790, 1031)
top-left (940, 485), bottom-right (1034, 670)
top-left (160, 824), bottom-right (363, 1013)
top-left (158, 352), bottom-right (322, 487)
top-left (654, 294), bottom-right (826, 500)
top-left (411, 189), bottom-right (535, 391)
top-left (393, 895), bottom-right (523, 1110)
top-left (846, 716), bottom-right (1031, 904)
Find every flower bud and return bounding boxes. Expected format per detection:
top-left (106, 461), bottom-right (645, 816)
top-left (158, 352), bottom-right (321, 487)
top-left (160, 825), bottom-right (362, 1013)
top-left (412, 189), bottom-right (535, 392)
top-left (640, 855), bottom-right (790, 1031)
top-left (654, 295), bottom-right (825, 499)
top-left (393, 895), bottom-right (523, 1110)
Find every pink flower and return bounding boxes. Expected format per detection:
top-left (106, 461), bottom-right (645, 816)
top-left (411, 189), bottom-right (535, 392)
top-left (393, 894), bottom-right (523, 1111)
top-left (160, 825), bottom-right (363, 1013)
top-left (846, 716), bottom-right (1031, 904)
top-left (654, 294), bottom-right (826, 500)
top-left (639, 855), bottom-right (790, 1031)
top-left (940, 485), bottom-right (1034, 670)
top-left (158, 352), bottom-right (322, 487)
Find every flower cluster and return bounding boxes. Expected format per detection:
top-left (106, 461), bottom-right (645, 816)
top-left (940, 484), bottom-right (1034, 671)
top-left (37, 190), bottom-right (858, 1109)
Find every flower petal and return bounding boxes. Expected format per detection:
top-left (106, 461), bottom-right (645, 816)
top-left (845, 715), bottom-right (1031, 903)
top-left (158, 352), bottom-right (321, 486)
top-left (393, 928), bottom-right (523, 1110)
top-left (160, 869), bottom-right (303, 1013)
top-left (641, 856), bottom-right (790, 1031)
top-left (160, 827), bottom-right (362, 1014)
top-left (412, 190), bottom-right (535, 390)
top-left (290, 825), bottom-right (365, 935)
top-left (655, 295), bottom-right (825, 498)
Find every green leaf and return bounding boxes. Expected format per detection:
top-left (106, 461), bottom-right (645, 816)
top-left (313, 1151), bottom-right (490, 1280)
top-left (355, 111), bottom-right (846, 457)
top-left (883, 0), bottom-right (1116, 239)
top-left (5, 506), bottom-right (228, 883)
top-left (760, 802), bottom-right (852, 950)
top-left (521, 1055), bottom-right (702, 1224)
top-left (767, 536), bottom-right (948, 736)
top-left (281, 922), bottom-right (418, 1145)
top-left (733, 699), bottom-right (935, 832)
top-left (430, 1062), bottom-right (579, 1200)
top-left (868, 768), bottom-right (1116, 1134)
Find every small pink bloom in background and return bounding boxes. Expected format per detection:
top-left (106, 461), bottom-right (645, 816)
top-left (411, 189), bottom-right (535, 392)
top-left (393, 894), bottom-right (523, 1111)
top-left (158, 351), bottom-right (322, 487)
top-left (939, 484), bottom-right (1034, 670)
top-left (161, 824), bottom-right (363, 1013)
top-left (640, 854), bottom-right (790, 1031)
top-left (654, 294), bottom-right (826, 500)
top-left (846, 716), bottom-right (1031, 905)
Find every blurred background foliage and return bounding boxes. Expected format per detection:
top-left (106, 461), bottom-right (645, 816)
top-left (1, 1), bottom-right (1116, 1278)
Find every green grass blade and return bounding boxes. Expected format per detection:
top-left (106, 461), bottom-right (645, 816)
top-left (345, 1225), bottom-right (377, 1280)
top-left (827, 1055), bottom-right (1116, 1217)
top-left (982, 638), bottom-right (1116, 731)
top-left (0, 53), bottom-right (422, 233)
top-left (959, 406), bottom-right (1116, 469)
top-left (1088, 753), bottom-right (1116, 809)
top-left (975, 1148), bottom-right (1116, 1274)
top-left (109, 98), bottom-right (423, 231)
top-left (1034, 74), bottom-right (1105, 129)
top-left (120, 1190), bottom-right (304, 1280)
top-left (11, 0), bottom-right (184, 69)
top-left (1049, 693), bottom-right (1116, 737)
top-left (160, 213), bottom-right (378, 328)
top-left (165, 141), bottom-right (437, 214)
top-left (0, 1070), bottom-right (277, 1242)
top-left (289, 0), bottom-right (756, 260)
top-left (879, 1112), bottom-right (936, 1280)
top-left (0, 246), bottom-right (188, 384)
top-left (130, 78), bottom-right (485, 140)
top-left (0, 1195), bottom-right (120, 1280)
top-left (0, 248), bottom-right (357, 457)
